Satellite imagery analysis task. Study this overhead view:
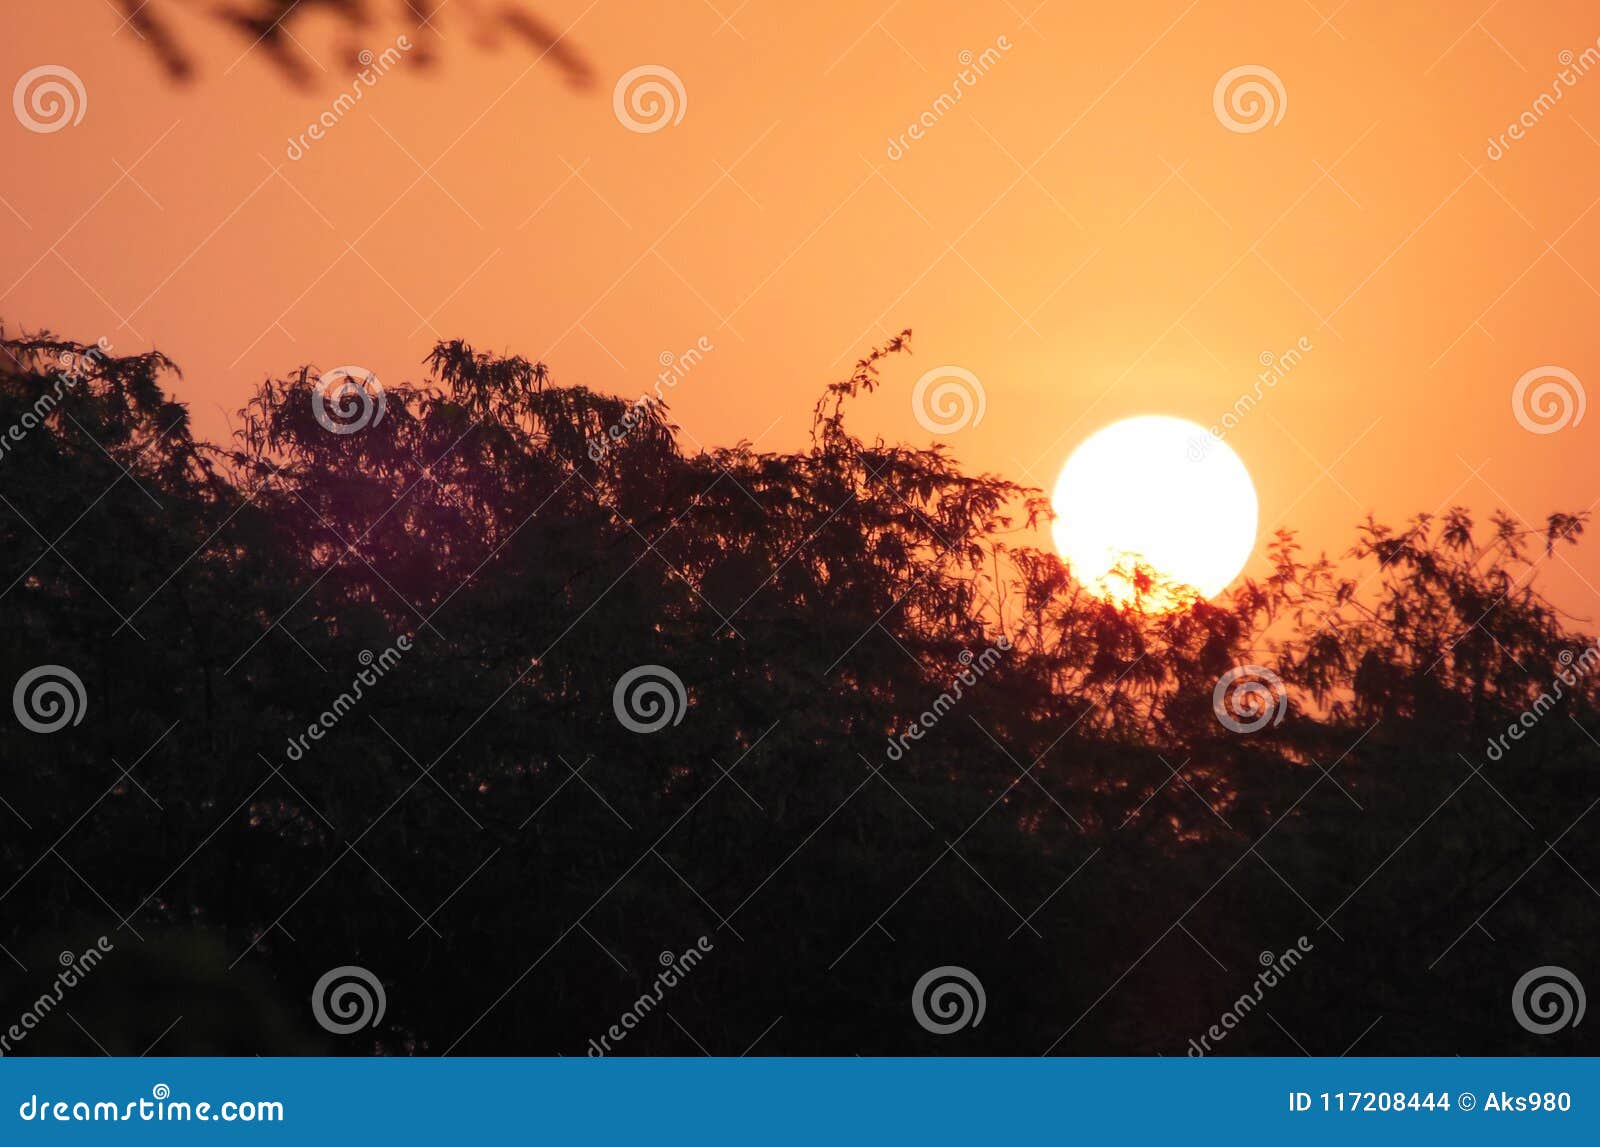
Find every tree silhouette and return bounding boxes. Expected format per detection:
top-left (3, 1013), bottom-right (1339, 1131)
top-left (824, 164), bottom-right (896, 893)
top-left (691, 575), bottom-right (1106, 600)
top-left (1, 326), bottom-right (1596, 1055)
top-left (114, 0), bottom-right (594, 88)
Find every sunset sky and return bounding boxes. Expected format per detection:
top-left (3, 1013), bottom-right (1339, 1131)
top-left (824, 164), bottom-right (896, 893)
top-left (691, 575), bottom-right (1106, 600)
top-left (4, 0), bottom-right (1598, 612)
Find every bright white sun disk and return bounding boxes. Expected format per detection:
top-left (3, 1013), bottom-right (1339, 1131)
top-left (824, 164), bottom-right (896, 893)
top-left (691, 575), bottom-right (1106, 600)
top-left (1051, 415), bottom-right (1258, 609)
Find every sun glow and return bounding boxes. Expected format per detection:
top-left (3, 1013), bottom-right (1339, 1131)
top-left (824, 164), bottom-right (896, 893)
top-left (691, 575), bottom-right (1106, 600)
top-left (1051, 415), bottom-right (1258, 611)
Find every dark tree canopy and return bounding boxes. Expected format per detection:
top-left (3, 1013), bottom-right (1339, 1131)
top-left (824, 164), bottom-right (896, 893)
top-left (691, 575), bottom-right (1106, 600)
top-left (0, 327), bottom-right (1596, 1055)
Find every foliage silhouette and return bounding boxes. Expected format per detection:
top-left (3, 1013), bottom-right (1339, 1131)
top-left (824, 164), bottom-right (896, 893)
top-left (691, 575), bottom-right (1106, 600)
top-left (114, 0), bottom-right (593, 89)
top-left (0, 327), bottom-right (1596, 1055)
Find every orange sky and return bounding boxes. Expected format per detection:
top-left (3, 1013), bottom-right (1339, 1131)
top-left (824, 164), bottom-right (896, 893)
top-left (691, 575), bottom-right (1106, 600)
top-left (4, 0), bottom-right (1598, 615)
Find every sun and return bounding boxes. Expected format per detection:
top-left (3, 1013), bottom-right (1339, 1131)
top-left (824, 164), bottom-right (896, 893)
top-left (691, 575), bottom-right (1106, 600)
top-left (1051, 415), bottom-right (1258, 611)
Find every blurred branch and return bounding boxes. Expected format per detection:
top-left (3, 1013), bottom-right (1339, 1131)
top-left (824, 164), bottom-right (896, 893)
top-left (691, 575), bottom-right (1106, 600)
top-left (116, 0), bottom-right (594, 89)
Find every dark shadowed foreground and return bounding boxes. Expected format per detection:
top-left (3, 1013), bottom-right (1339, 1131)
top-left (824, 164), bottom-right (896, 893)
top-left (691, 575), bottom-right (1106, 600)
top-left (1, 328), bottom-right (1596, 1055)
